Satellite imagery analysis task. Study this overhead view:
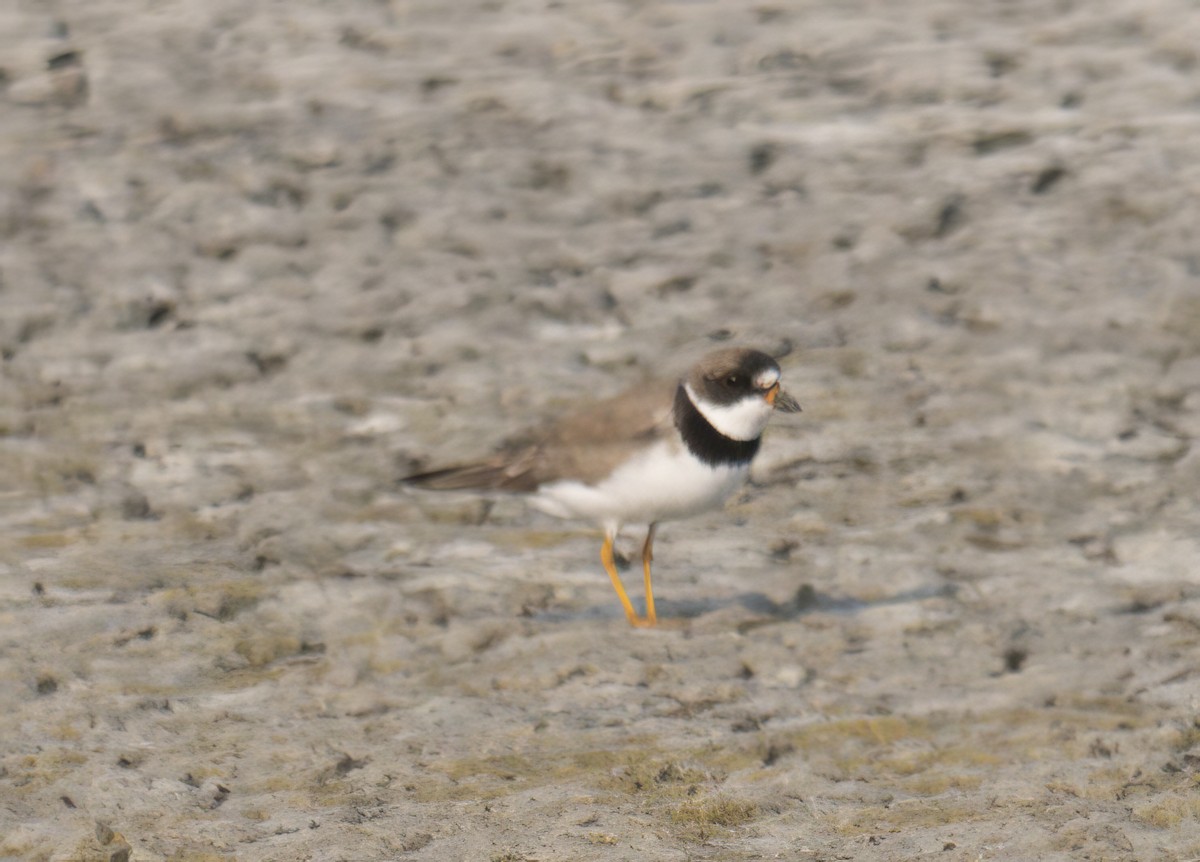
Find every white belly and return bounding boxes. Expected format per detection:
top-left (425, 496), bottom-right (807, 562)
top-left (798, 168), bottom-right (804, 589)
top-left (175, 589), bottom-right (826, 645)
top-left (530, 440), bottom-right (749, 529)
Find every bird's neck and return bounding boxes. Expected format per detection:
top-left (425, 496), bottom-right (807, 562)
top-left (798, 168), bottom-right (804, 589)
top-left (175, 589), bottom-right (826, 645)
top-left (673, 385), bottom-right (762, 467)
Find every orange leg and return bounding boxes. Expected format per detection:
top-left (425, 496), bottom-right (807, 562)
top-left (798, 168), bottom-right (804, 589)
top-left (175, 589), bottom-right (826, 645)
top-left (601, 532), bottom-right (653, 627)
top-left (641, 523), bottom-right (658, 625)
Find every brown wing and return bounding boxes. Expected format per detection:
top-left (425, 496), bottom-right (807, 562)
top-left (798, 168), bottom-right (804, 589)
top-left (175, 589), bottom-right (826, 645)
top-left (402, 378), bottom-right (676, 492)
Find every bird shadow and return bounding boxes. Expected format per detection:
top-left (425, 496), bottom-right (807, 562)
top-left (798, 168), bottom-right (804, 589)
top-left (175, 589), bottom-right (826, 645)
top-left (533, 582), bottom-right (957, 627)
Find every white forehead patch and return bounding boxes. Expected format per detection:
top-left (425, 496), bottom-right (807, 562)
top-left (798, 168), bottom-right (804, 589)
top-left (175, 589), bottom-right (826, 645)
top-left (754, 367), bottom-right (780, 389)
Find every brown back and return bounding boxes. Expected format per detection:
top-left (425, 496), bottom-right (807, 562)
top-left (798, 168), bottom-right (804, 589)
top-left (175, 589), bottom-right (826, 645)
top-left (403, 378), bottom-right (676, 492)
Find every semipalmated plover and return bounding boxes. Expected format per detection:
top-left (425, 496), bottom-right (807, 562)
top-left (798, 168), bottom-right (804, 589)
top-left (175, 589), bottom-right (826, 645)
top-left (403, 347), bottom-right (800, 627)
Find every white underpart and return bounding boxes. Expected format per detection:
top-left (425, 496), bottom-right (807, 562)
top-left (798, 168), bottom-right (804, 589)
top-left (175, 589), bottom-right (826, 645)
top-left (531, 439), bottom-right (750, 535)
top-left (684, 383), bottom-right (774, 442)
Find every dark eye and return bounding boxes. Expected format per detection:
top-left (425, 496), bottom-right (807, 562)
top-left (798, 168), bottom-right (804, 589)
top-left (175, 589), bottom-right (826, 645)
top-left (725, 374), bottom-right (742, 387)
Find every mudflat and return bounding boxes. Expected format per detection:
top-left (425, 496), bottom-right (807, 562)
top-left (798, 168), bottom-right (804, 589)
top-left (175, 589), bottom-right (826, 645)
top-left (2, 1), bottom-right (1199, 859)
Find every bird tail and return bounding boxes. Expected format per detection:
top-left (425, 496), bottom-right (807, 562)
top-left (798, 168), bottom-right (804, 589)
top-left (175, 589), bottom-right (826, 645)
top-left (402, 458), bottom-right (538, 492)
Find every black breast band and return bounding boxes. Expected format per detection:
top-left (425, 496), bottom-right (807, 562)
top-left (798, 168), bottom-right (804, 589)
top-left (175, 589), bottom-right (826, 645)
top-left (673, 385), bottom-right (761, 467)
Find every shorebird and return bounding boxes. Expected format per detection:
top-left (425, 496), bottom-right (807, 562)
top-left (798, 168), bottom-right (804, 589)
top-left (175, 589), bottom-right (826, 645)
top-left (403, 347), bottom-right (800, 627)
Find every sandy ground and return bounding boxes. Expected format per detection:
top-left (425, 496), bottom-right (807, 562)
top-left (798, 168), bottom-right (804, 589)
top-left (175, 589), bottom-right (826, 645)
top-left (3, 0), bottom-right (1200, 859)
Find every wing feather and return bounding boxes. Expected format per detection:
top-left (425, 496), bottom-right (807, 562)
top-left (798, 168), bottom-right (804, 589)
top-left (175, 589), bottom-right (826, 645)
top-left (402, 378), bottom-right (676, 492)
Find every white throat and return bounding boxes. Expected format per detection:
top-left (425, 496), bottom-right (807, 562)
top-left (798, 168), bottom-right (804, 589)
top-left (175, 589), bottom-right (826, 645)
top-left (684, 383), bottom-right (773, 442)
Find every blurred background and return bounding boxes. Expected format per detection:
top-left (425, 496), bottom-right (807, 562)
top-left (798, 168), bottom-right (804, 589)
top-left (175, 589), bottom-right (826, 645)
top-left (2, 1), bottom-right (1199, 859)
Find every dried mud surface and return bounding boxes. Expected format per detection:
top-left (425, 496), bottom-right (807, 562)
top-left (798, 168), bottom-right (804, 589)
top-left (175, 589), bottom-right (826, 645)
top-left (3, 1), bottom-right (1200, 860)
